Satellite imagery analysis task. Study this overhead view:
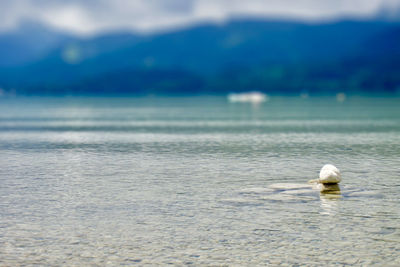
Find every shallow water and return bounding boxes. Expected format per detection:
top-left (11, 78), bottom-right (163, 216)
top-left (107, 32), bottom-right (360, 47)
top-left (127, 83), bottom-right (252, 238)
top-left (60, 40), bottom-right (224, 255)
top-left (0, 96), bottom-right (399, 266)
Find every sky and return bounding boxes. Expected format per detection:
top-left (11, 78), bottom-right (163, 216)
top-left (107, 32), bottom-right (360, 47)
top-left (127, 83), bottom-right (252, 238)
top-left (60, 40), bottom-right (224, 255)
top-left (1, 0), bottom-right (400, 35)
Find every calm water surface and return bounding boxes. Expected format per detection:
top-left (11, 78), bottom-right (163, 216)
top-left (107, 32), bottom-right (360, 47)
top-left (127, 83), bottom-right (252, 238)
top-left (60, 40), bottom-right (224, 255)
top-left (0, 96), bottom-right (399, 266)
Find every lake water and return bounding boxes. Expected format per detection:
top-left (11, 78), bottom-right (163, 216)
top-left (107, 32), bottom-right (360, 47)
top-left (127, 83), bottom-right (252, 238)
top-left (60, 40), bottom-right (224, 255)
top-left (0, 96), bottom-right (399, 266)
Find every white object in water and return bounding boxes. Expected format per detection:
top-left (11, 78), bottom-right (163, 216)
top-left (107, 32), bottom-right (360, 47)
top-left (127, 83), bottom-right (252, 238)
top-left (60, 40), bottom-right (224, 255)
top-left (319, 164), bottom-right (341, 184)
top-left (227, 92), bottom-right (268, 103)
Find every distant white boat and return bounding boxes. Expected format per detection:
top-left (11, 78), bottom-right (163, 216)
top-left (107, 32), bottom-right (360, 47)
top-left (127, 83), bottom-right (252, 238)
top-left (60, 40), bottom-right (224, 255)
top-left (227, 92), bottom-right (268, 103)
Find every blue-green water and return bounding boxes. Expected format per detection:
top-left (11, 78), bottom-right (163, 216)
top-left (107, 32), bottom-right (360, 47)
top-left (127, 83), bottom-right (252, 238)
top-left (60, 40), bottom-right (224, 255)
top-left (0, 96), bottom-right (399, 266)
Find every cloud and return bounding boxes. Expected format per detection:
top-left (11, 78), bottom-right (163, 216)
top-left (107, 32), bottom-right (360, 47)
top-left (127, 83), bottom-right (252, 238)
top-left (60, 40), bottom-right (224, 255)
top-left (1, 0), bottom-right (399, 35)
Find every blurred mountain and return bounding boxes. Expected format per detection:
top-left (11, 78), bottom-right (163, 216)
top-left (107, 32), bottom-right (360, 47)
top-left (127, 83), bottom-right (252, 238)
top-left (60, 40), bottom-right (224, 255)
top-left (1, 19), bottom-right (400, 95)
top-left (0, 21), bottom-right (75, 67)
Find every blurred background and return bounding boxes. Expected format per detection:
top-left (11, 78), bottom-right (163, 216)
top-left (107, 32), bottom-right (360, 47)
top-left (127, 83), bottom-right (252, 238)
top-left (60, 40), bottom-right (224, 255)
top-left (1, 0), bottom-right (400, 96)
